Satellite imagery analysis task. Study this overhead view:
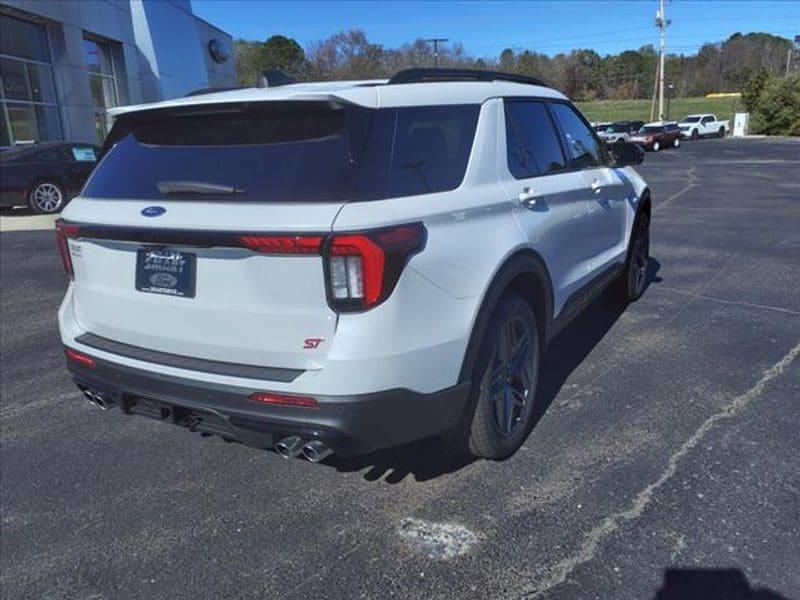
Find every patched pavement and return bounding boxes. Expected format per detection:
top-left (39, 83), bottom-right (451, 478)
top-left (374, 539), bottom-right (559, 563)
top-left (2, 138), bottom-right (799, 599)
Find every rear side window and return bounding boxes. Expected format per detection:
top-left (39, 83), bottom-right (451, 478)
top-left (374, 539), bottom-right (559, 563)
top-left (504, 100), bottom-right (566, 178)
top-left (385, 105), bottom-right (478, 197)
top-left (549, 103), bottom-right (604, 169)
top-left (84, 102), bottom-right (479, 203)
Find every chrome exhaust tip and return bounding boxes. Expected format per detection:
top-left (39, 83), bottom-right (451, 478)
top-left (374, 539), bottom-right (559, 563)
top-left (275, 436), bottom-right (305, 459)
top-left (83, 388), bottom-right (117, 410)
top-left (301, 440), bottom-right (333, 463)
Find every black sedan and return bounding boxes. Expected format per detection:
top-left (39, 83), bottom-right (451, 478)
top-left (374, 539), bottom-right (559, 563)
top-left (0, 142), bottom-right (99, 214)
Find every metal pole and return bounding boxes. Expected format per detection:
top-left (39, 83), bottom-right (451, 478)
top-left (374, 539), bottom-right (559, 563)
top-left (667, 83), bottom-right (673, 121)
top-left (657, 0), bottom-right (666, 120)
top-left (423, 38), bottom-right (449, 68)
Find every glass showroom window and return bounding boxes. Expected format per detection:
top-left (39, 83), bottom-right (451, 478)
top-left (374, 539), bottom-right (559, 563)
top-left (83, 36), bottom-right (118, 144)
top-left (0, 13), bottom-right (62, 146)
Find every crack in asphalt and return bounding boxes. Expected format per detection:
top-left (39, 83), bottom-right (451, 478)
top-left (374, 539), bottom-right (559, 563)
top-left (522, 340), bottom-right (800, 599)
top-left (658, 286), bottom-right (800, 317)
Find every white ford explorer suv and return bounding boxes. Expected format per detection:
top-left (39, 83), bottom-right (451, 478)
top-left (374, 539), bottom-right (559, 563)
top-left (58, 69), bottom-right (651, 462)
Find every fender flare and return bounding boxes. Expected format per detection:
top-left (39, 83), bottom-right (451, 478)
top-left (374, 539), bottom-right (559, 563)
top-left (458, 249), bottom-right (554, 384)
top-left (622, 188), bottom-right (651, 266)
top-left (636, 187), bottom-right (651, 224)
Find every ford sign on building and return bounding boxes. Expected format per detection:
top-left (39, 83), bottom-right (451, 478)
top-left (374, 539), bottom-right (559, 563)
top-left (0, 0), bottom-right (235, 147)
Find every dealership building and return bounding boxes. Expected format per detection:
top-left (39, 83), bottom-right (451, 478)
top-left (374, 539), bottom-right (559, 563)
top-left (0, 0), bottom-right (235, 146)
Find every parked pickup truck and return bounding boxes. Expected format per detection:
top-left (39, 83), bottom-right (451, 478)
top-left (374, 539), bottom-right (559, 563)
top-left (678, 114), bottom-right (730, 140)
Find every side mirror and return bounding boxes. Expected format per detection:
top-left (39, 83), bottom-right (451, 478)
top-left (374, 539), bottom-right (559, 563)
top-left (611, 141), bottom-right (644, 166)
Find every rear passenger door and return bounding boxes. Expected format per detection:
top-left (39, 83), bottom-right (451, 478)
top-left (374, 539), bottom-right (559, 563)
top-left (498, 99), bottom-right (597, 315)
top-left (549, 102), bottom-right (630, 275)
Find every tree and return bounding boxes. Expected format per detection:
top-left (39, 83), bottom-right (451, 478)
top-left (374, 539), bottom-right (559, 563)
top-left (748, 74), bottom-right (800, 136)
top-left (234, 35), bottom-right (305, 86)
top-left (307, 30), bottom-right (384, 80)
top-left (260, 35), bottom-right (306, 77)
top-left (742, 69), bottom-right (771, 112)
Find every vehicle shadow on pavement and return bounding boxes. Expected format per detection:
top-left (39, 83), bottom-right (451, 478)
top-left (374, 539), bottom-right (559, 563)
top-left (532, 257), bottom-right (662, 428)
top-left (326, 258), bottom-right (662, 484)
top-left (654, 568), bottom-right (789, 599)
top-left (329, 437), bottom-right (477, 483)
top-left (0, 206), bottom-right (36, 216)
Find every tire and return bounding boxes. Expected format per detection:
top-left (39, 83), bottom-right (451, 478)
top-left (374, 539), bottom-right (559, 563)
top-left (615, 213), bottom-right (650, 302)
top-left (652, 141), bottom-right (661, 152)
top-left (28, 181), bottom-right (65, 214)
top-left (717, 126), bottom-right (725, 138)
top-left (691, 129), bottom-right (699, 141)
top-left (443, 293), bottom-right (540, 459)
top-left (673, 137), bottom-right (680, 148)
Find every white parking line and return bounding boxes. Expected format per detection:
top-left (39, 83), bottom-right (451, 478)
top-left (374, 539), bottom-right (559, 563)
top-left (0, 213), bottom-right (58, 232)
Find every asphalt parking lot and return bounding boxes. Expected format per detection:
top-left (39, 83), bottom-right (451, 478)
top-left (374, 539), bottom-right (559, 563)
top-left (2, 137), bottom-right (799, 600)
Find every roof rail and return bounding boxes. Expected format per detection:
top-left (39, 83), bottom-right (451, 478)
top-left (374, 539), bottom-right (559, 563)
top-left (388, 68), bottom-right (549, 88)
top-left (257, 70), bottom-right (295, 88)
top-left (184, 86), bottom-right (241, 97)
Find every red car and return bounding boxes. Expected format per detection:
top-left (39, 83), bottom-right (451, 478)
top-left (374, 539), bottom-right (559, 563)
top-left (629, 122), bottom-right (681, 152)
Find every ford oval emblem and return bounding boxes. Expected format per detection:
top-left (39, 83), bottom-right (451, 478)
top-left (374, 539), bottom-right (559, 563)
top-left (141, 206), bottom-right (166, 217)
top-left (149, 273), bottom-right (178, 288)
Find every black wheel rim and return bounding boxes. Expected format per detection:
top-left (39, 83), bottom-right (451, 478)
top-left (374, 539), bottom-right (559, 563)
top-left (482, 315), bottom-right (537, 438)
top-left (631, 221), bottom-right (649, 294)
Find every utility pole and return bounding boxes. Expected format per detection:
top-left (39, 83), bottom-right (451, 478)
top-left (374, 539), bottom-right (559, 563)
top-left (655, 0), bottom-right (670, 120)
top-left (423, 38), bottom-right (449, 68)
top-left (788, 36), bottom-right (799, 76)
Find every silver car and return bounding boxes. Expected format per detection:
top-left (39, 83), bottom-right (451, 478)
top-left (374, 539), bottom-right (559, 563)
top-left (598, 121), bottom-right (645, 145)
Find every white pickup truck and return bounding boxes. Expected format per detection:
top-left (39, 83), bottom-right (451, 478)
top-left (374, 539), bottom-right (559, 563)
top-left (678, 114), bottom-right (730, 140)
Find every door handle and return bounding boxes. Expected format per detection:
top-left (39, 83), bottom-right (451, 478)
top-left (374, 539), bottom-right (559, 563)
top-left (590, 179), bottom-right (602, 194)
top-left (517, 187), bottom-right (541, 209)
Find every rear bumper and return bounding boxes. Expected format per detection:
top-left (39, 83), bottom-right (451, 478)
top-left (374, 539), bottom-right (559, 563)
top-left (66, 349), bottom-right (470, 457)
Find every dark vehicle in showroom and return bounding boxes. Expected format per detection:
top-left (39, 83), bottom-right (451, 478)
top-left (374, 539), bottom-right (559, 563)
top-left (0, 142), bottom-right (99, 213)
top-left (629, 121), bottom-right (681, 151)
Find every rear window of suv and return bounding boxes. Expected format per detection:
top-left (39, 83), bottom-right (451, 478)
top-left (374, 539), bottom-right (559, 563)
top-left (84, 101), bottom-right (480, 203)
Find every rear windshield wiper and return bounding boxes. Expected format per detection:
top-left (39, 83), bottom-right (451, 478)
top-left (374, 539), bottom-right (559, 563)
top-left (156, 180), bottom-right (245, 196)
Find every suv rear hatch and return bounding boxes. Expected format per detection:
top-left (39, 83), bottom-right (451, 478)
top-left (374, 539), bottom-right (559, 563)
top-left (60, 100), bottom-right (372, 372)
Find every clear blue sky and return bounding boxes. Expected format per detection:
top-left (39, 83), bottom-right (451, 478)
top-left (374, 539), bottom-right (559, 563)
top-left (192, 0), bottom-right (799, 58)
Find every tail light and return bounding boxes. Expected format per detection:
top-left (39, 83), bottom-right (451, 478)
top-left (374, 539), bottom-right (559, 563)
top-left (238, 235), bottom-right (323, 255)
top-left (55, 220), bottom-right (79, 279)
top-left (249, 391), bottom-right (318, 408)
top-left (324, 223), bottom-right (426, 312)
top-left (65, 347), bottom-right (95, 368)
top-left (237, 223), bottom-right (426, 312)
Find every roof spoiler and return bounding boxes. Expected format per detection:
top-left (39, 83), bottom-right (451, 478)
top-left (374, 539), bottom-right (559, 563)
top-left (185, 86), bottom-right (241, 97)
top-left (257, 70), bottom-right (295, 88)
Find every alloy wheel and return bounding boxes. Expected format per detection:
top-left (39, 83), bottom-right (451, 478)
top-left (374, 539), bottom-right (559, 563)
top-left (31, 183), bottom-right (63, 213)
top-left (482, 315), bottom-right (537, 438)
